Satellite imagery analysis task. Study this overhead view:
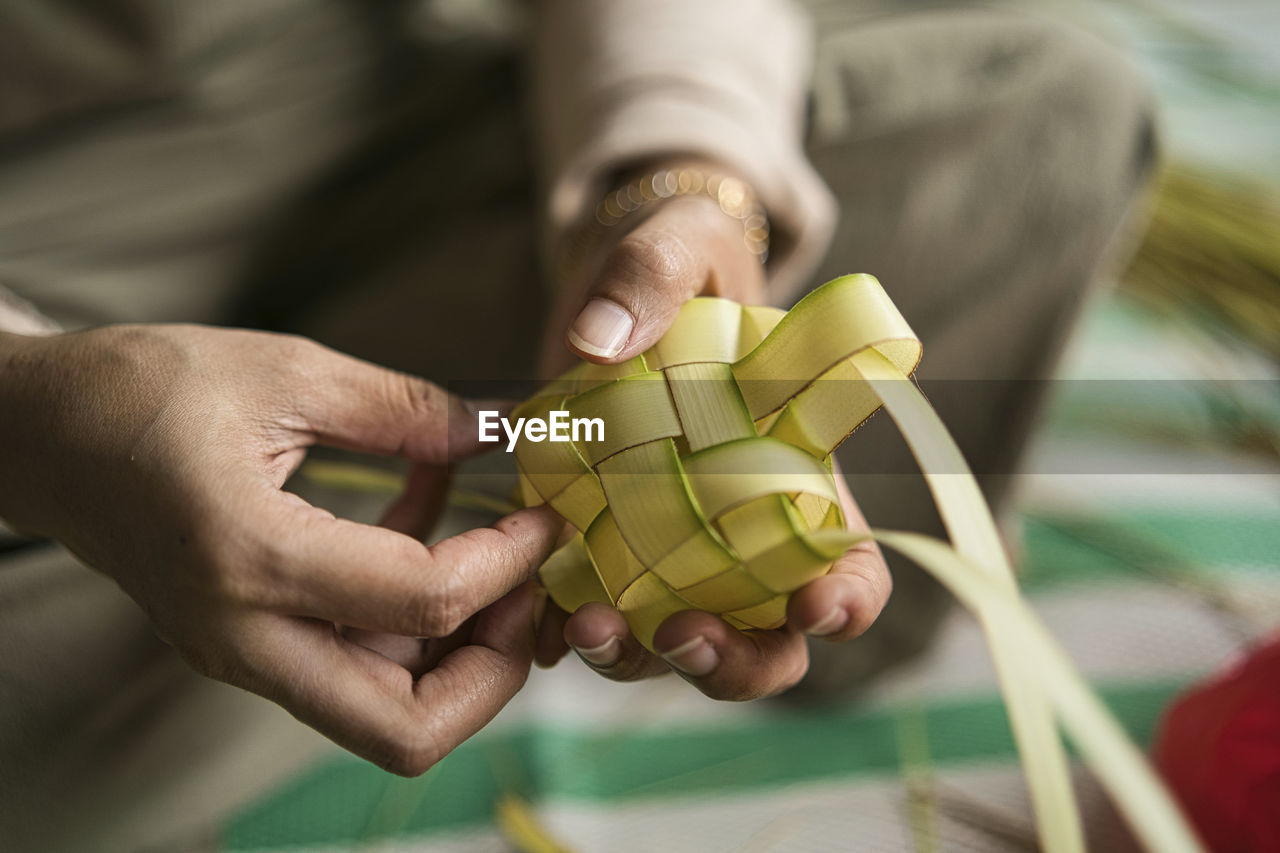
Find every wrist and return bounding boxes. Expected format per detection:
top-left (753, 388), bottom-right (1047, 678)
top-left (558, 158), bottom-right (770, 286)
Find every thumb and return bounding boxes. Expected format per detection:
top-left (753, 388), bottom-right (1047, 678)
top-left (294, 341), bottom-right (482, 463)
top-left (564, 196), bottom-right (766, 365)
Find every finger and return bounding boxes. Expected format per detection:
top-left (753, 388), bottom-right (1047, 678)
top-left (345, 612), bottom-right (482, 681)
top-left (341, 628), bottom-right (431, 674)
top-left (565, 196), bottom-right (766, 364)
top-left (563, 601), bottom-right (669, 681)
top-left (652, 611), bottom-right (809, 701)
top-left (533, 599), bottom-right (571, 669)
top-left (786, 545), bottom-right (892, 642)
top-left (288, 339), bottom-right (483, 463)
top-left (787, 465), bottom-right (893, 641)
top-left (244, 493), bottom-right (561, 638)
top-left (234, 584), bottom-right (537, 776)
top-left (341, 599), bottom-right (480, 679)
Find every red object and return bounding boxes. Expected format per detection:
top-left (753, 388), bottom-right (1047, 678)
top-left (1153, 633), bottom-right (1280, 853)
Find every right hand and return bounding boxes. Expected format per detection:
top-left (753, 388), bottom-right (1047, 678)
top-left (0, 324), bottom-right (560, 775)
top-left (533, 163), bottom-right (891, 701)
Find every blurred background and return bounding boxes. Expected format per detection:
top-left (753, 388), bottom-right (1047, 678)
top-left (173, 0), bottom-right (1277, 850)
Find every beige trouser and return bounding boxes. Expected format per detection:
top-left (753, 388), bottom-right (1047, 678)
top-left (0, 5), bottom-right (1155, 850)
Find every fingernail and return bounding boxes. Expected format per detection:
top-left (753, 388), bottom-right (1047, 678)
top-left (567, 299), bottom-right (634, 359)
top-left (572, 636), bottom-right (621, 668)
top-left (804, 608), bottom-right (849, 637)
top-left (659, 636), bottom-right (719, 677)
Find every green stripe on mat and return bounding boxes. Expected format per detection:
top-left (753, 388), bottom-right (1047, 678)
top-left (1043, 383), bottom-right (1280, 437)
top-left (1020, 511), bottom-right (1280, 591)
top-left (222, 680), bottom-right (1186, 850)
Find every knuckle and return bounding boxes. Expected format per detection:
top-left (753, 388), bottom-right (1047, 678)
top-left (609, 228), bottom-right (696, 292)
top-left (411, 570), bottom-right (468, 637)
top-left (874, 564), bottom-right (894, 605)
top-left (200, 522), bottom-right (281, 607)
top-left (393, 372), bottom-right (446, 424)
top-left (367, 370), bottom-right (447, 452)
top-left (852, 560), bottom-right (893, 627)
top-left (198, 551), bottom-right (259, 606)
top-left (279, 331), bottom-right (322, 359)
top-left (274, 333), bottom-right (325, 377)
top-left (261, 334), bottom-right (331, 399)
top-left (473, 646), bottom-right (521, 689)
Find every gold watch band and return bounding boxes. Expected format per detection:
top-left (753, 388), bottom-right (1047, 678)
top-left (588, 167), bottom-right (771, 263)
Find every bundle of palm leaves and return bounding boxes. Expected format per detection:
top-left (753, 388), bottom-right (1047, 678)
top-left (1123, 164), bottom-right (1280, 359)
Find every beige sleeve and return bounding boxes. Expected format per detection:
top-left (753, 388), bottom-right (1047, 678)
top-left (0, 285), bottom-right (60, 335)
top-left (531, 0), bottom-right (837, 296)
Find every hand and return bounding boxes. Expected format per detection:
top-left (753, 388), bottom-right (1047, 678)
top-left (536, 159), bottom-right (892, 700)
top-left (0, 325), bottom-right (560, 774)
top-left (538, 163), bottom-right (768, 376)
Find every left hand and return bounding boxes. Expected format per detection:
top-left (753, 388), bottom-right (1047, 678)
top-left (534, 159), bottom-right (892, 701)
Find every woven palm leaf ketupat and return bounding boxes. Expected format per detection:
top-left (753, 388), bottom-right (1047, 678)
top-left (515, 274), bottom-right (919, 647)
top-left (513, 274), bottom-right (1205, 853)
